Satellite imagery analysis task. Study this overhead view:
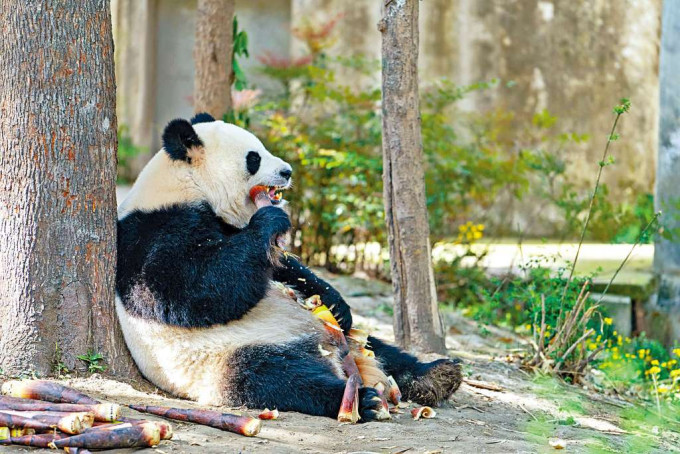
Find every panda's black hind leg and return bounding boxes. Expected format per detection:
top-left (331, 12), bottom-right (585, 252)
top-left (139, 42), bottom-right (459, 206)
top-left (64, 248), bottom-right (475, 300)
top-left (368, 336), bottom-right (462, 406)
top-left (225, 338), bottom-right (384, 420)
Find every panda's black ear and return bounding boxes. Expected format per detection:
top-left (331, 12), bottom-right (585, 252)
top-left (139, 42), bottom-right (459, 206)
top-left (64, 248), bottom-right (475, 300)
top-left (162, 119), bottom-right (203, 161)
top-left (190, 112), bottom-right (216, 125)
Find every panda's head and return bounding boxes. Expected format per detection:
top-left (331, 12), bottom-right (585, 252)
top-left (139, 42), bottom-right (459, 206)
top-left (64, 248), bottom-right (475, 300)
top-left (154, 113), bottom-right (292, 227)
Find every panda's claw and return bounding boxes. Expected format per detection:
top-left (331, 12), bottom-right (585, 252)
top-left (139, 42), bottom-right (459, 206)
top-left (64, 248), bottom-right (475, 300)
top-left (358, 387), bottom-right (386, 423)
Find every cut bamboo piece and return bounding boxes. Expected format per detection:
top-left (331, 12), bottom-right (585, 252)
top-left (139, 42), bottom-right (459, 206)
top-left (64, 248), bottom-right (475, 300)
top-left (129, 404), bottom-right (261, 437)
top-left (386, 376), bottom-right (402, 405)
top-left (9, 427), bottom-right (35, 437)
top-left (411, 406), bottom-right (436, 420)
top-left (337, 373), bottom-right (361, 423)
top-left (359, 347), bottom-right (375, 358)
top-left (0, 433), bottom-right (66, 448)
top-left (347, 328), bottom-right (369, 345)
top-left (93, 418), bottom-right (173, 440)
top-left (0, 396), bottom-right (119, 422)
top-left (49, 422), bottom-right (160, 449)
top-left (0, 411), bottom-right (56, 432)
top-left (257, 408), bottom-right (279, 420)
top-left (1, 381), bottom-right (98, 405)
top-left (119, 417), bottom-right (173, 440)
top-left (249, 185), bottom-right (271, 208)
top-left (0, 410), bottom-right (90, 434)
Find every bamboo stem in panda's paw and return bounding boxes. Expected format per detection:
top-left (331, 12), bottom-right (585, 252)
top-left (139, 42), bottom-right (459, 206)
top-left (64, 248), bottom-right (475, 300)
top-left (249, 185), bottom-right (272, 209)
top-left (337, 373), bottom-right (360, 423)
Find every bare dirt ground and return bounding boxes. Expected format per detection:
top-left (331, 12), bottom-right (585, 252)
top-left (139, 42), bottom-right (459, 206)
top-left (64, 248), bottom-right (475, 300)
top-left (3, 271), bottom-right (678, 454)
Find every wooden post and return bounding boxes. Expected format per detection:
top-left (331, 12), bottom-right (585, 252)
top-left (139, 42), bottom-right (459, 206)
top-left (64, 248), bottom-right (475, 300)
top-left (379, 0), bottom-right (446, 353)
top-left (194, 0), bottom-right (235, 119)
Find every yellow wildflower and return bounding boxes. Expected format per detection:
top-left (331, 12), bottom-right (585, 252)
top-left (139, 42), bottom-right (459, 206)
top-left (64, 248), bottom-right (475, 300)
top-left (648, 366), bottom-right (661, 375)
top-left (604, 317), bottom-right (613, 325)
top-left (671, 369), bottom-right (680, 378)
top-left (651, 360), bottom-right (660, 366)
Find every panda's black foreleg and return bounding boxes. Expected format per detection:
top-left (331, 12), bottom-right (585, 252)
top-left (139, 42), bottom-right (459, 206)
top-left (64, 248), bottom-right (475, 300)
top-left (274, 256), bottom-right (353, 332)
top-left (225, 339), bottom-right (384, 421)
top-left (368, 336), bottom-right (463, 407)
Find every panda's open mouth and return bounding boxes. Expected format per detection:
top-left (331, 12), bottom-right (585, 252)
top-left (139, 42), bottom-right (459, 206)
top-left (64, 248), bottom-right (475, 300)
top-left (267, 186), bottom-right (285, 205)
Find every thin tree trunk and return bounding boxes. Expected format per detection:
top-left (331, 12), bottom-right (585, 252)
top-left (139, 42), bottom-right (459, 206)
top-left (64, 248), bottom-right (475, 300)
top-left (654, 0), bottom-right (680, 344)
top-left (379, 0), bottom-right (446, 353)
top-left (0, 0), bottom-right (138, 377)
top-left (194, 0), bottom-right (235, 119)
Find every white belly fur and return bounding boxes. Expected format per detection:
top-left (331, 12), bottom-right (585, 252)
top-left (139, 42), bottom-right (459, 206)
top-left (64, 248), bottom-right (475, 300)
top-left (115, 284), bottom-right (322, 405)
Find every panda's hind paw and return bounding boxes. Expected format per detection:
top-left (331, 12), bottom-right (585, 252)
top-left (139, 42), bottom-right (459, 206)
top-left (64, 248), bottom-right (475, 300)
top-left (404, 358), bottom-right (463, 407)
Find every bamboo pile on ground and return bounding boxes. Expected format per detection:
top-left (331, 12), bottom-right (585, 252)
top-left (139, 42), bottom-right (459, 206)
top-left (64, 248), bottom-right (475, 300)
top-left (0, 379), bottom-right (270, 451)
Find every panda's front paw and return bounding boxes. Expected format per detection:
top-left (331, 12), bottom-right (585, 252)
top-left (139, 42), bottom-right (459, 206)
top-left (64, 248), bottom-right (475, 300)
top-left (249, 206), bottom-right (291, 240)
top-left (322, 291), bottom-right (352, 332)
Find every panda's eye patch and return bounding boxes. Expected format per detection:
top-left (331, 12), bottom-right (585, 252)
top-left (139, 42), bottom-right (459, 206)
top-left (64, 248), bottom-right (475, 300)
top-left (246, 151), bottom-right (261, 175)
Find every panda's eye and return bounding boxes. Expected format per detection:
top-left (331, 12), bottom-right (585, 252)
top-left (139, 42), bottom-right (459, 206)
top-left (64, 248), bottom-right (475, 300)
top-left (246, 151), bottom-right (261, 175)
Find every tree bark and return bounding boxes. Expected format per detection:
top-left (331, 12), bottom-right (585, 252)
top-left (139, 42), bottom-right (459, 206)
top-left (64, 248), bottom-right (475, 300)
top-left (194, 0), bottom-right (235, 119)
top-left (654, 0), bottom-right (680, 345)
top-left (379, 0), bottom-right (446, 353)
top-left (0, 0), bottom-right (138, 377)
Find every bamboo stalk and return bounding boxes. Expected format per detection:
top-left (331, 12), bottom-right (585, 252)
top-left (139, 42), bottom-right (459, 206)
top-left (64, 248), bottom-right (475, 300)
top-left (129, 404), bottom-right (261, 437)
top-left (0, 396), bottom-right (119, 422)
top-left (49, 422), bottom-right (160, 449)
top-left (0, 411), bottom-right (57, 432)
top-left (386, 376), bottom-right (402, 405)
top-left (118, 417), bottom-right (173, 440)
top-left (0, 432), bottom-right (66, 448)
top-left (337, 373), bottom-right (360, 423)
top-left (9, 427), bottom-right (35, 437)
top-left (86, 420), bottom-right (173, 440)
top-left (0, 410), bottom-right (90, 434)
top-left (1, 381), bottom-right (98, 405)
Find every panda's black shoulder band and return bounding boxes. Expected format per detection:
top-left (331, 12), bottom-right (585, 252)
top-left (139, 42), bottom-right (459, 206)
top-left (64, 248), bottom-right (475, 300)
top-left (191, 112), bottom-right (216, 124)
top-left (162, 118), bottom-right (203, 161)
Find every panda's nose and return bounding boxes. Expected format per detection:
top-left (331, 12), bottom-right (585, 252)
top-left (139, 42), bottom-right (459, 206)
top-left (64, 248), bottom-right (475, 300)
top-left (279, 168), bottom-right (292, 180)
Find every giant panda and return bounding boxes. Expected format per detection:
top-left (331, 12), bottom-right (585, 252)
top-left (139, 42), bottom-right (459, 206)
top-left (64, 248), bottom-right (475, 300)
top-left (115, 113), bottom-right (462, 421)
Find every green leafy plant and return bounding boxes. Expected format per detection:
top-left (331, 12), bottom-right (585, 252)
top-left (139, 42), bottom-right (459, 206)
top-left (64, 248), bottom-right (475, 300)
top-left (117, 126), bottom-right (147, 184)
top-left (77, 350), bottom-right (106, 374)
top-left (52, 342), bottom-right (69, 376)
top-left (232, 15), bottom-right (249, 91)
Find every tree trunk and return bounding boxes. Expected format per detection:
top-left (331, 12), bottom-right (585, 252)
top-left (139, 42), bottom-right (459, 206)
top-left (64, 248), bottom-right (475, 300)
top-left (379, 0), bottom-right (446, 353)
top-left (654, 0), bottom-right (680, 345)
top-left (194, 0), bottom-right (235, 119)
top-left (0, 0), bottom-right (138, 378)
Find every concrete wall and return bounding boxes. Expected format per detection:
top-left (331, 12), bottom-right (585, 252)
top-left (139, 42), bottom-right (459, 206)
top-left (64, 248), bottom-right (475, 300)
top-left (113, 0), bottom-right (291, 153)
top-left (113, 0), bottom-right (662, 224)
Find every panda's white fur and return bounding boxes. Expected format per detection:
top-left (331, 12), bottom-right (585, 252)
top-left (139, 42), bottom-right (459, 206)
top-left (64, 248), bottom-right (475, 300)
top-left (115, 287), bottom-right (324, 405)
top-left (118, 121), bottom-right (291, 228)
